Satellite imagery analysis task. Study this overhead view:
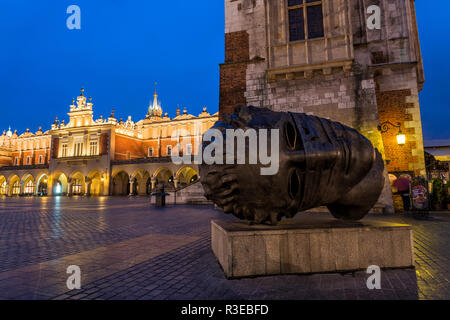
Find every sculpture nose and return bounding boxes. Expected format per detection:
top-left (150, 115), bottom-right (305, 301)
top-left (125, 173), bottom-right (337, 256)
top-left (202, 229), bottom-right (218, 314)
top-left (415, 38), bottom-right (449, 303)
top-left (287, 150), bottom-right (306, 165)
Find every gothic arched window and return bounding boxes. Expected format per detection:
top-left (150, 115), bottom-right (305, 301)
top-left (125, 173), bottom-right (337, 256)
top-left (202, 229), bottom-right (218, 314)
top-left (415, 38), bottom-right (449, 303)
top-left (288, 0), bottom-right (324, 42)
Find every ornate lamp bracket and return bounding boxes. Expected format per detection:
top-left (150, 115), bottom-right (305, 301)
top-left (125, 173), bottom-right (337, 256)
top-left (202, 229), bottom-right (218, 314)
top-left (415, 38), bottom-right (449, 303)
top-left (378, 121), bottom-right (401, 133)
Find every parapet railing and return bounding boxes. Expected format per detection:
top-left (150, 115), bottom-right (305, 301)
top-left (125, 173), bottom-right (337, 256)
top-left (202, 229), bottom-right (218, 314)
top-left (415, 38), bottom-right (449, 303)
top-left (0, 164), bottom-right (49, 171)
top-left (174, 179), bottom-right (201, 192)
top-left (56, 155), bottom-right (102, 161)
top-left (111, 155), bottom-right (196, 165)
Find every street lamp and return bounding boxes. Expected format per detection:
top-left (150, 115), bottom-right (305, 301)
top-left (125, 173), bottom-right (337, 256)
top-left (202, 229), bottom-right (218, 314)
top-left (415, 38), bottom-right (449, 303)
top-left (378, 121), bottom-right (406, 146)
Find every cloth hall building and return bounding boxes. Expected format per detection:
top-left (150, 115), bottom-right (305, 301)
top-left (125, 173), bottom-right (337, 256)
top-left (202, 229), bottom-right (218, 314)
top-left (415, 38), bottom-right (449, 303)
top-left (0, 89), bottom-right (218, 198)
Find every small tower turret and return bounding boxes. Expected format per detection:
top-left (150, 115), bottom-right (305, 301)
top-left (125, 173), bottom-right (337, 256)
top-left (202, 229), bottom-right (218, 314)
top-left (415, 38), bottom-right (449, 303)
top-left (67, 88), bottom-right (95, 127)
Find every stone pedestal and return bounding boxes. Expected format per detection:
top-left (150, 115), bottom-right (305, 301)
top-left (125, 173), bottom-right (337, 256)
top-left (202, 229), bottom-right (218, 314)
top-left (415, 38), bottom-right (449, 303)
top-left (211, 217), bottom-right (414, 279)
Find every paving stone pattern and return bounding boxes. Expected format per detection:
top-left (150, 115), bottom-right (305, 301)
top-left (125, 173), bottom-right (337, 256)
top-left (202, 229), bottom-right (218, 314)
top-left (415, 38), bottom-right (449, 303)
top-left (0, 197), bottom-right (448, 300)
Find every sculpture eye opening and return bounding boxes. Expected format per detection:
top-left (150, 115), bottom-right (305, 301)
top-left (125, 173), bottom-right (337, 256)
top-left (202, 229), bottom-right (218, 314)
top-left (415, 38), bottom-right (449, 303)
top-left (285, 122), bottom-right (297, 150)
top-left (288, 170), bottom-right (300, 200)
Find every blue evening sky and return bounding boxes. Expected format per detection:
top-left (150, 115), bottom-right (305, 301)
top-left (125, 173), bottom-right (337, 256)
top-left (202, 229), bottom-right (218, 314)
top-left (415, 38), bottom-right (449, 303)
top-left (0, 1), bottom-right (448, 140)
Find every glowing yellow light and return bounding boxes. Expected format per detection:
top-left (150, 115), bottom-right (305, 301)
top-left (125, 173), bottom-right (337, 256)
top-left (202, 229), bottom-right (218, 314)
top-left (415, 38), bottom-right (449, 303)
top-left (397, 133), bottom-right (406, 146)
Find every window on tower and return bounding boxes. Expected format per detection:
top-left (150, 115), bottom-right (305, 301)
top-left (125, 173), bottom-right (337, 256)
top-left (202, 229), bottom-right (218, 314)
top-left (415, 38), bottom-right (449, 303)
top-left (148, 147), bottom-right (154, 157)
top-left (288, 0), bottom-right (324, 42)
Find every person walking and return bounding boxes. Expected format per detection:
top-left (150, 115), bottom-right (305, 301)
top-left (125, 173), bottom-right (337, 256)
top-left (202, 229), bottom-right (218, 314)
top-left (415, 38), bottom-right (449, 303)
top-left (394, 177), bottom-right (411, 212)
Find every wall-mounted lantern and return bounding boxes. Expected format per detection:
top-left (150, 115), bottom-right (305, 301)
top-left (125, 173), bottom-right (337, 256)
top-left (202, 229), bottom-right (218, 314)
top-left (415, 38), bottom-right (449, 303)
top-left (396, 129), bottom-right (406, 146)
top-left (378, 121), bottom-right (406, 146)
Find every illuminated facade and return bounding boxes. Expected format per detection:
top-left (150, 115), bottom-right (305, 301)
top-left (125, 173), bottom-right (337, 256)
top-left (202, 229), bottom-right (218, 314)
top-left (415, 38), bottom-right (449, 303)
top-left (0, 88), bottom-right (218, 197)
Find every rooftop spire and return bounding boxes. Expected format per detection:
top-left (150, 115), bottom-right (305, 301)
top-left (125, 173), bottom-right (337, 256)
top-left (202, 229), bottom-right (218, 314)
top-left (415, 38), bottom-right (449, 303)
top-left (153, 81), bottom-right (159, 113)
top-left (148, 81), bottom-right (163, 117)
top-left (153, 82), bottom-right (158, 105)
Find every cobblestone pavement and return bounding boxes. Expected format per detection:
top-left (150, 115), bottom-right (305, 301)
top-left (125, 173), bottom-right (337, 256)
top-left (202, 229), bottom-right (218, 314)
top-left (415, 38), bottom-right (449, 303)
top-left (0, 197), bottom-right (448, 300)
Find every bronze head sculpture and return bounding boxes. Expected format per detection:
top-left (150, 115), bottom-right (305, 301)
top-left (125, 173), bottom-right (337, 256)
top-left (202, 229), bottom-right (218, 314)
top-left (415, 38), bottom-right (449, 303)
top-left (199, 106), bottom-right (385, 225)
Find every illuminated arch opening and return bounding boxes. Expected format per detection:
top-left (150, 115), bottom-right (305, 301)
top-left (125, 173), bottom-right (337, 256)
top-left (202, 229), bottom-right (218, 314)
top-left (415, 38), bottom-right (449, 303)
top-left (142, 171), bottom-right (152, 195)
top-left (154, 167), bottom-right (174, 188)
top-left (22, 174), bottom-right (35, 196)
top-left (36, 174), bottom-right (49, 196)
top-left (70, 172), bottom-right (85, 195)
top-left (0, 176), bottom-right (7, 196)
top-left (9, 175), bottom-right (21, 196)
top-left (131, 169), bottom-right (151, 195)
top-left (176, 166), bottom-right (199, 186)
top-left (88, 171), bottom-right (103, 196)
top-left (112, 170), bottom-right (130, 196)
top-left (53, 172), bottom-right (68, 195)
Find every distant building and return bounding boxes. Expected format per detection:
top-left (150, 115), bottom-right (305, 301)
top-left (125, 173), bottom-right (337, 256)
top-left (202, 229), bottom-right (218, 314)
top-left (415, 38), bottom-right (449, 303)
top-left (220, 0), bottom-right (426, 207)
top-left (424, 140), bottom-right (450, 181)
top-left (0, 88), bottom-right (218, 197)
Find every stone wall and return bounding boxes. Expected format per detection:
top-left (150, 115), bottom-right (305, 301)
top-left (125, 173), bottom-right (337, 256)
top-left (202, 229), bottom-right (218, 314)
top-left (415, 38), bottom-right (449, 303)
top-left (375, 66), bottom-right (426, 176)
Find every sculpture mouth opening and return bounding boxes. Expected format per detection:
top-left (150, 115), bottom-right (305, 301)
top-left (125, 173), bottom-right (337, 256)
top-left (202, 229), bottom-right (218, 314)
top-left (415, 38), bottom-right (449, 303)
top-left (288, 170), bottom-right (300, 200)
